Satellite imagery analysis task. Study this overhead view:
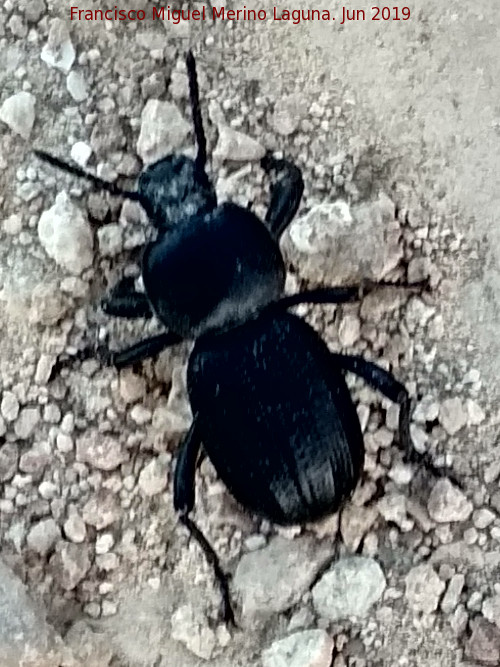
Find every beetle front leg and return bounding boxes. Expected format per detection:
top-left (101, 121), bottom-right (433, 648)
top-left (328, 353), bottom-right (461, 486)
top-left (261, 152), bottom-right (304, 240)
top-left (101, 276), bottom-right (154, 319)
top-left (174, 420), bottom-right (236, 626)
top-left (99, 331), bottom-right (183, 369)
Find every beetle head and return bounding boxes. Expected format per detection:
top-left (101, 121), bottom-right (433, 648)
top-left (137, 154), bottom-right (216, 231)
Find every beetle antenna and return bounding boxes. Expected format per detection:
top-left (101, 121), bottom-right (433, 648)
top-left (185, 50), bottom-right (207, 171)
top-left (34, 150), bottom-right (141, 201)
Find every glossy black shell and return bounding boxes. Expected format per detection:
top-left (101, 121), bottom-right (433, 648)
top-left (187, 309), bottom-right (365, 524)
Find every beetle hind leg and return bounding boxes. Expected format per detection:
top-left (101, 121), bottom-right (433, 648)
top-left (174, 420), bottom-right (236, 626)
top-left (329, 353), bottom-right (461, 486)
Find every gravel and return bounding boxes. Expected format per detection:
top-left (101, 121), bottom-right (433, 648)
top-left (427, 478), bottom-right (473, 523)
top-left (404, 564), bottom-right (445, 614)
top-left (38, 191), bottom-right (93, 275)
top-left (0, 91), bottom-right (36, 139)
top-left (213, 125), bottom-right (266, 162)
top-left (136, 100), bottom-right (191, 163)
top-left (0, 9), bottom-right (497, 666)
top-left (233, 535), bottom-right (334, 626)
top-left (262, 629), bottom-right (334, 667)
top-left (311, 556), bottom-right (386, 621)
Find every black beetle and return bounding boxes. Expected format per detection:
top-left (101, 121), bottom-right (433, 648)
top-left (36, 51), bottom-right (436, 625)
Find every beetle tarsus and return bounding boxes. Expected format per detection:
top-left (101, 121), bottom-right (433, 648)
top-left (179, 513), bottom-right (236, 627)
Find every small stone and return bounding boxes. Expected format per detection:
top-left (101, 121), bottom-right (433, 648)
top-left (440, 574), bottom-right (465, 614)
top-left (312, 556), bottom-right (386, 621)
top-left (171, 603), bottom-right (216, 660)
top-left (51, 542), bottom-right (91, 590)
top-left (427, 478), bottom-right (473, 523)
top-left (0, 91), bottom-right (36, 139)
top-left (101, 600), bottom-right (118, 617)
top-left (0, 560), bottom-right (62, 664)
top-left (1, 392), bottom-right (20, 421)
top-left (119, 370), bottom-right (147, 403)
top-left (338, 314), bottom-right (361, 347)
top-left (483, 594), bottom-right (500, 629)
top-left (413, 396), bottom-right (440, 423)
top-left (95, 553), bottom-right (119, 571)
top-left (95, 533), bottom-right (114, 554)
top-left (151, 366), bottom-right (192, 438)
top-left (169, 71), bottom-right (188, 99)
top-left (64, 513), bottom-right (86, 543)
top-left (388, 462), bottom-right (414, 485)
top-left (40, 18), bottom-right (75, 73)
top-left (407, 257), bottom-right (431, 283)
top-left (43, 403), bottom-right (61, 423)
top-left (66, 71), bottom-right (88, 102)
top-left (130, 404), bottom-right (152, 425)
top-left (57, 433), bottom-right (74, 453)
top-left (234, 535), bottom-right (334, 626)
top-left (28, 282), bottom-right (71, 325)
top-left (84, 602), bottom-right (101, 619)
top-left (138, 457), bottom-right (168, 496)
top-left (14, 407), bottom-right (41, 439)
top-left (38, 481), bottom-right (58, 499)
top-left (377, 493), bottom-right (412, 531)
top-left (244, 534), bottom-right (267, 551)
top-left (82, 490), bottom-right (120, 529)
top-left (141, 72), bottom-right (166, 99)
top-left (262, 629), bottom-right (334, 667)
top-left (484, 461), bottom-right (500, 484)
top-left (450, 604), bottom-right (469, 635)
top-left (27, 518), bottom-right (61, 556)
top-left (213, 125), bottom-right (266, 162)
top-left (136, 100), bottom-right (190, 164)
top-left (270, 95), bottom-right (303, 136)
top-left (3, 213), bottom-right (23, 235)
top-left (0, 444), bottom-right (19, 482)
top-left (340, 504), bottom-right (378, 551)
top-left (97, 224), bottom-right (123, 256)
top-left (463, 369), bottom-right (481, 384)
top-left (76, 433), bottom-right (127, 471)
top-left (23, 0), bottom-right (46, 23)
top-left (466, 399), bottom-right (485, 426)
top-left (34, 354), bottom-right (56, 385)
top-left (439, 397), bottom-right (467, 435)
top-left (465, 618), bottom-right (500, 664)
top-left (284, 194), bottom-right (401, 285)
top-left (473, 508), bottom-right (496, 530)
top-left (38, 191), bottom-right (93, 275)
top-left (405, 563), bottom-right (445, 614)
top-left (70, 141), bottom-right (92, 167)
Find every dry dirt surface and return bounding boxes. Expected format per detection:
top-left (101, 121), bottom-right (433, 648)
top-left (1, 1), bottom-right (500, 666)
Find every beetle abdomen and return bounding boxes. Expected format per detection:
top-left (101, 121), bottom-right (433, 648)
top-left (188, 311), bottom-right (365, 525)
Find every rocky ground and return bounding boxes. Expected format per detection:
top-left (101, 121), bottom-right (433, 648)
top-left (1, 1), bottom-right (500, 665)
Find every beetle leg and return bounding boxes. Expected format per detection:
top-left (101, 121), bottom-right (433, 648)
top-left (328, 354), bottom-right (461, 485)
top-left (98, 331), bottom-right (183, 369)
top-left (174, 420), bottom-right (236, 626)
top-left (271, 279), bottom-right (430, 312)
top-left (261, 152), bottom-right (304, 240)
top-left (101, 277), bottom-right (154, 319)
